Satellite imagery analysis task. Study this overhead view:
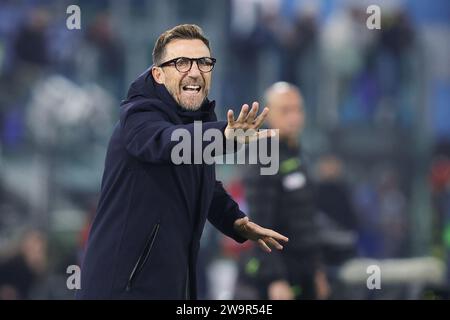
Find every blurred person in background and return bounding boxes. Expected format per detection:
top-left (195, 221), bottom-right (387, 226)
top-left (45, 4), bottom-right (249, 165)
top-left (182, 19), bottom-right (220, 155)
top-left (273, 1), bottom-right (319, 84)
top-left (430, 140), bottom-right (450, 294)
top-left (236, 82), bottom-right (329, 300)
top-left (377, 169), bottom-right (408, 258)
top-left (315, 154), bottom-right (359, 298)
top-left (13, 8), bottom-right (50, 69)
top-left (81, 12), bottom-right (125, 98)
top-left (224, 0), bottom-right (272, 110)
top-left (0, 229), bottom-right (48, 300)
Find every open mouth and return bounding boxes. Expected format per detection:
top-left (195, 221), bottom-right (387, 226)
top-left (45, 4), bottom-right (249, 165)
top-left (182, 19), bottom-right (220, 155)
top-left (182, 85), bottom-right (202, 93)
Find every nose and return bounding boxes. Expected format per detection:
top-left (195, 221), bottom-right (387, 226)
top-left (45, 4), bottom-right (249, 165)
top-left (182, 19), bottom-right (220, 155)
top-left (187, 61), bottom-right (202, 77)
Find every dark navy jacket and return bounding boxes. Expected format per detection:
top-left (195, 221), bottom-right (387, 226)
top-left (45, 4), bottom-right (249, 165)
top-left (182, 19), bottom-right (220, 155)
top-left (77, 69), bottom-right (247, 299)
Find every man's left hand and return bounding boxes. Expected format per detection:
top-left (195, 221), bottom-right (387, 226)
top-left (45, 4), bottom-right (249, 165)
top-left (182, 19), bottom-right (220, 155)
top-left (234, 217), bottom-right (289, 253)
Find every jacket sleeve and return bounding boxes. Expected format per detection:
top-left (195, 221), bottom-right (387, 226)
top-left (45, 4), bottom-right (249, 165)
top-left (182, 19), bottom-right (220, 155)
top-left (207, 181), bottom-right (248, 243)
top-left (244, 167), bottom-right (289, 284)
top-left (121, 110), bottom-right (229, 163)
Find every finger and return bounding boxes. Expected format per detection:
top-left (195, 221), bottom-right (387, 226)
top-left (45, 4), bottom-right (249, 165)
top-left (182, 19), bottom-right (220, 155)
top-left (258, 239), bottom-right (272, 253)
top-left (253, 107), bottom-right (269, 129)
top-left (247, 129), bottom-right (277, 142)
top-left (236, 104), bottom-right (249, 123)
top-left (264, 229), bottom-right (289, 243)
top-left (227, 109), bottom-right (235, 126)
top-left (245, 101), bottom-right (259, 124)
top-left (243, 128), bottom-right (259, 143)
top-left (265, 237), bottom-right (284, 250)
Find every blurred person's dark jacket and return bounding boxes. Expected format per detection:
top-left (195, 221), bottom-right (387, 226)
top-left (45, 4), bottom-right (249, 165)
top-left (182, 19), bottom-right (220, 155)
top-left (0, 255), bottom-right (38, 299)
top-left (316, 181), bottom-right (358, 266)
top-left (86, 14), bottom-right (125, 95)
top-left (13, 25), bottom-right (49, 67)
top-left (77, 69), bottom-right (246, 300)
top-left (238, 140), bottom-right (321, 299)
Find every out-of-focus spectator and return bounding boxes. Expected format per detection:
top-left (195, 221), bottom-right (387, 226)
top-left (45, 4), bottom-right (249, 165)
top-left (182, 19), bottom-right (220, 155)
top-left (353, 168), bottom-right (408, 259)
top-left (320, 3), bottom-right (378, 126)
top-left (430, 140), bottom-right (450, 289)
top-left (235, 82), bottom-right (329, 300)
top-left (223, 0), bottom-right (273, 110)
top-left (273, 2), bottom-right (319, 84)
top-left (373, 8), bottom-right (417, 128)
top-left (378, 169), bottom-right (408, 258)
top-left (0, 229), bottom-right (48, 300)
top-left (77, 12), bottom-right (125, 97)
top-left (13, 8), bottom-right (50, 68)
top-left (314, 154), bottom-right (359, 298)
top-left (315, 156), bottom-right (358, 256)
top-left (353, 178), bottom-right (382, 257)
top-left (430, 142), bottom-right (450, 248)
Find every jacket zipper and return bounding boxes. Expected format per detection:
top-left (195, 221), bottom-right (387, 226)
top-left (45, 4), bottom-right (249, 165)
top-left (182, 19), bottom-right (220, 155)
top-left (126, 223), bottom-right (160, 291)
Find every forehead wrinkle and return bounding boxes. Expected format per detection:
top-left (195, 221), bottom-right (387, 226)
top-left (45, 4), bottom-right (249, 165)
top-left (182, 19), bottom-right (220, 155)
top-left (162, 39), bottom-right (211, 62)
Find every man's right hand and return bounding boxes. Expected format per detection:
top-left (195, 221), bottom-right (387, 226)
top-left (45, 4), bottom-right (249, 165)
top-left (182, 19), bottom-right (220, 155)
top-left (268, 280), bottom-right (294, 300)
top-left (225, 102), bottom-right (277, 144)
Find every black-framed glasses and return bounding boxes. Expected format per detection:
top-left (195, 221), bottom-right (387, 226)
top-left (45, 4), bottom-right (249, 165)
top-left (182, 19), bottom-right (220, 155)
top-left (158, 57), bottom-right (216, 73)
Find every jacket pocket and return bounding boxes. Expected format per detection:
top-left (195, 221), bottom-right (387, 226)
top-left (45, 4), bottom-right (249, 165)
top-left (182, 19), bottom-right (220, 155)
top-left (126, 223), bottom-right (160, 291)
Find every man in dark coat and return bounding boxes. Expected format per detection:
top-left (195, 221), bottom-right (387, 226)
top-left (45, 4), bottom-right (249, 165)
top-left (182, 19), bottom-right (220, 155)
top-left (77, 24), bottom-right (288, 300)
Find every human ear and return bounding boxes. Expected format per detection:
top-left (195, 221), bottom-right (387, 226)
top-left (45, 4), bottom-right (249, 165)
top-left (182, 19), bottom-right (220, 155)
top-left (152, 67), bottom-right (165, 84)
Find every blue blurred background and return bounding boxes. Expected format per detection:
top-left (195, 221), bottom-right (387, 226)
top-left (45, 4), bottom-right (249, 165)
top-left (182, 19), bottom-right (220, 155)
top-left (0, 0), bottom-right (449, 299)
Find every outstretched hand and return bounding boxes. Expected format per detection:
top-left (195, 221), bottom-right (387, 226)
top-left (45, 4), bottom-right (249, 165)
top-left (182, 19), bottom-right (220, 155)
top-left (225, 102), bottom-right (277, 144)
top-left (234, 217), bottom-right (289, 253)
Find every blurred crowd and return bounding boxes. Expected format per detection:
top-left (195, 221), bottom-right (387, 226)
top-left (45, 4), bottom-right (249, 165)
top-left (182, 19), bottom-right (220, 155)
top-left (0, 0), bottom-right (449, 299)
